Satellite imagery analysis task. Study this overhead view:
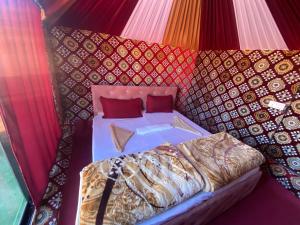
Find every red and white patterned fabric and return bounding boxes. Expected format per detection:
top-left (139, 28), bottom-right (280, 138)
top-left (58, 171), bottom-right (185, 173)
top-left (194, 50), bottom-right (300, 197)
top-left (48, 26), bottom-right (300, 198)
top-left (49, 26), bottom-right (198, 123)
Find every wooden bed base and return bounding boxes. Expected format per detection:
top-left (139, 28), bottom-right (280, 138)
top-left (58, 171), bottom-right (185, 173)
top-left (163, 168), bottom-right (262, 225)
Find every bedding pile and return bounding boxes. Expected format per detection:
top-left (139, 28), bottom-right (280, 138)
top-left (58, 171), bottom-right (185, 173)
top-left (78, 132), bottom-right (265, 225)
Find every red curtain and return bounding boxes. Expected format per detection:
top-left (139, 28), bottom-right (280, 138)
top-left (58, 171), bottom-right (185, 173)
top-left (0, 0), bottom-right (61, 206)
top-left (199, 0), bottom-right (240, 50)
top-left (38, 0), bottom-right (74, 15)
top-left (266, 0), bottom-right (300, 49)
top-left (55, 0), bottom-right (139, 35)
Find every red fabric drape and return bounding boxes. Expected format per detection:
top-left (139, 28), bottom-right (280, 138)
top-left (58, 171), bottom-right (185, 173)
top-left (37, 0), bottom-right (77, 25)
top-left (0, 0), bottom-right (61, 206)
top-left (199, 0), bottom-right (240, 50)
top-left (55, 0), bottom-right (139, 36)
top-left (266, 0), bottom-right (300, 49)
top-left (38, 0), bottom-right (73, 15)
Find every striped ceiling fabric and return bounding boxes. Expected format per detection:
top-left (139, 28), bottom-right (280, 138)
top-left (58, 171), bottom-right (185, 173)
top-left (199, 0), bottom-right (240, 50)
top-left (233, 0), bottom-right (288, 50)
top-left (39, 0), bottom-right (300, 50)
top-left (121, 0), bottom-right (174, 44)
top-left (266, 0), bottom-right (300, 49)
top-left (54, 0), bottom-right (139, 36)
top-left (162, 0), bottom-right (201, 50)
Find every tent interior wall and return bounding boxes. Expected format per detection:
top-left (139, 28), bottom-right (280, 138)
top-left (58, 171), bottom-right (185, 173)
top-left (1, 0), bottom-right (300, 225)
top-left (48, 26), bottom-right (300, 198)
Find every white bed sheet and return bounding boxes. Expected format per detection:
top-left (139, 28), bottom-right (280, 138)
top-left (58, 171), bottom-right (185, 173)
top-left (92, 111), bottom-right (211, 161)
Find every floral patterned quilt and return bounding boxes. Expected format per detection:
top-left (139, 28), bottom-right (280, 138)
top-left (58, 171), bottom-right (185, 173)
top-left (78, 132), bottom-right (265, 225)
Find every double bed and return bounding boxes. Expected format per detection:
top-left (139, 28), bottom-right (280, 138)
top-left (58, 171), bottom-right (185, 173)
top-left (76, 85), bottom-right (264, 225)
top-left (92, 111), bottom-right (211, 161)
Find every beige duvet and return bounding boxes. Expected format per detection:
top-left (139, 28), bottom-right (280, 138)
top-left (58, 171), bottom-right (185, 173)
top-left (78, 132), bottom-right (265, 225)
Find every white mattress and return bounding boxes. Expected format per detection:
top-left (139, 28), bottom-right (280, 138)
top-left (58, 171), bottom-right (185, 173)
top-left (76, 111), bottom-right (213, 225)
top-left (92, 111), bottom-right (211, 161)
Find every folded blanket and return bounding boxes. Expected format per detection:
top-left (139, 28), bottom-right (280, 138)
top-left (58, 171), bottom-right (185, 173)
top-left (172, 116), bottom-right (202, 135)
top-left (109, 124), bottom-right (134, 152)
top-left (79, 144), bottom-right (209, 225)
top-left (176, 132), bottom-right (265, 190)
top-left (136, 124), bottom-right (173, 135)
top-left (78, 132), bottom-right (265, 225)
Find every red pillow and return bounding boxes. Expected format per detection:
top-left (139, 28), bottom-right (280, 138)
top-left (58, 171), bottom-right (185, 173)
top-left (100, 97), bottom-right (143, 118)
top-left (146, 95), bottom-right (174, 113)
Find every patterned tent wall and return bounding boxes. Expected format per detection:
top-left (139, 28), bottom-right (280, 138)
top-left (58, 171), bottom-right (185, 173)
top-left (191, 50), bottom-right (300, 197)
top-left (47, 26), bottom-right (300, 198)
top-left (49, 26), bottom-right (198, 123)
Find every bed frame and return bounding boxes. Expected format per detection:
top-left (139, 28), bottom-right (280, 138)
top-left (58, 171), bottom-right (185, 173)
top-left (163, 168), bottom-right (262, 225)
top-left (88, 85), bottom-right (262, 225)
top-left (91, 85), bottom-right (178, 115)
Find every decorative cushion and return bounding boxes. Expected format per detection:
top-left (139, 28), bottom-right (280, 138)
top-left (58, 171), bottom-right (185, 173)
top-left (100, 97), bottom-right (143, 118)
top-left (146, 95), bottom-right (173, 113)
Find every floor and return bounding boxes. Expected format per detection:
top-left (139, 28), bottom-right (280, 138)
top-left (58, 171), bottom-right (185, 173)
top-left (35, 121), bottom-right (300, 225)
top-left (207, 173), bottom-right (300, 225)
top-left (0, 135), bottom-right (27, 225)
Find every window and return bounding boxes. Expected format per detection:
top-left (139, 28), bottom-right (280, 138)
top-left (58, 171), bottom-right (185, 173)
top-left (0, 117), bottom-right (34, 225)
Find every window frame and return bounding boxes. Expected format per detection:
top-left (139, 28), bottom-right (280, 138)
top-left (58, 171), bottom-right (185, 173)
top-left (0, 132), bottom-right (35, 225)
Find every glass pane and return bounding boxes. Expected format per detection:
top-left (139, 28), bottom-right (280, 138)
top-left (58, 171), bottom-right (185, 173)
top-left (0, 119), bottom-right (28, 225)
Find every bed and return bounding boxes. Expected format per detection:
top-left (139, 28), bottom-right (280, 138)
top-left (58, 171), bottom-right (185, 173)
top-left (76, 85), bottom-right (264, 225)
top-left (92, 111), bottom-right (211, 161)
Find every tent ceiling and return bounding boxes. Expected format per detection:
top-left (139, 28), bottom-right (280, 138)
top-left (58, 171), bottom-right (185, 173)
top-left (39, 0), bottom-right (300, 50)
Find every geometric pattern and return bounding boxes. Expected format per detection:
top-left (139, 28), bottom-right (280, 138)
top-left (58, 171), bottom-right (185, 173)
top-left (34, 124), bottom-right (73, 225)
top-left (49, 26), bottom-right (198, 124)
top-left (191, 50), bottom-right (300, 198)
top-left (48, 26), bottom-right (300, 198)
